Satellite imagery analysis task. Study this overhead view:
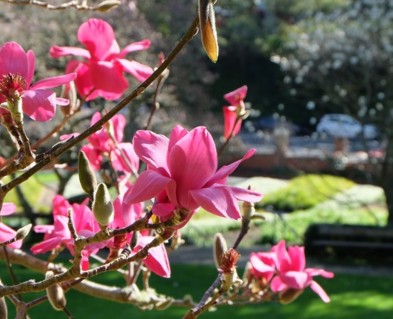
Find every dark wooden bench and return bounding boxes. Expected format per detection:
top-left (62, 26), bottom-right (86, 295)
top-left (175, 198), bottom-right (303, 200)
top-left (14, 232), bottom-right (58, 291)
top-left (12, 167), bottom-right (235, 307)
top-left (304, 223), bottom-right (393, 263)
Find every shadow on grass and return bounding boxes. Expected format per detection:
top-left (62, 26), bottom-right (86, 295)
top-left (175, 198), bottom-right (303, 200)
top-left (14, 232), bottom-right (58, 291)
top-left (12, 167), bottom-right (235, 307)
top-left (2, 263), bottom-right (393, 319)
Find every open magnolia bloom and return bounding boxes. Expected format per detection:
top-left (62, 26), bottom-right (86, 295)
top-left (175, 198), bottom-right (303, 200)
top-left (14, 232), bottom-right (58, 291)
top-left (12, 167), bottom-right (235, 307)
top-left (0, 41), bottom-right (76, 121)
top-left (124, 125), bottom-right (262, 222)
top-left (249, 240), bottom-right (334, 303)
top-left (50, 18), bottom-right (153, 101)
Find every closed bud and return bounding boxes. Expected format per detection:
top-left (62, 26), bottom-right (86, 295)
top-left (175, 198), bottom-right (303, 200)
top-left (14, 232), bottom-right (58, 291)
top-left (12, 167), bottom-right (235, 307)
top-left (242, 198), bottom-right (255, 220)
top-left (0, 280), bottom-right (7, 319)
top-left (198, 0), bottom-right (219, 62)
top-left (78, 151), bottom-right (98, 195)
top-left (15, 223), bottom-right (32, 241)
top-left (279, 288), bottom-right (303, 304)
top-left (94, 0), bottom-right (121, 12)
top-left (45, 271), bottom-right (67, 311)
top-left (60, 81), bottom-right (79, 116)
top-left (213, 233), bottom-right (228, 270)
top-left (92, 183), bottom-right (114, 227)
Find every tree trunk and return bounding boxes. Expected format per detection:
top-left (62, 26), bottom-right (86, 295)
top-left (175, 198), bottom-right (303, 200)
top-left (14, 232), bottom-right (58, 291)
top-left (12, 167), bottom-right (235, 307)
top-left (380, 137), bottom-right (393, 225)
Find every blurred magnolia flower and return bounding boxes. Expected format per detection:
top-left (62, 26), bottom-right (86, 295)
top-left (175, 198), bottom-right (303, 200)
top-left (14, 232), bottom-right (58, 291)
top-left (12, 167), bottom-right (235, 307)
top-left (50, 18), bottom-right (153, 101)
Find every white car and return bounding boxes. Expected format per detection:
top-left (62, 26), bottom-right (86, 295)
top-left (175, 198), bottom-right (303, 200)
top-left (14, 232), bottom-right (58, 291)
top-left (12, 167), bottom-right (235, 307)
top-left (316, 114), bottom-right (378, 139)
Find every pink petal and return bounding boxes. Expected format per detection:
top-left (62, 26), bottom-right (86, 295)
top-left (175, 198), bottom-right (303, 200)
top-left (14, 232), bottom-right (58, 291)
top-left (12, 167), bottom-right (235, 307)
top-left (124, 170), bottom-right (173, 204)
top-left (30, 237), bottom-right (62, 254)
top-left (118, 39), bottom-right (151, 58)
top-left (133, 130), bottom-right (169, 171)
top-left (112, 114), bottom-right (127, 142)
top-left (224, 85), bottom-right (248, 106)
top-left (272, 240), bottom-right (292, 272)
top-left (223, 106), bottom-right (242, 139)
top-left (30, 73), bottom-right (77, 90)
top-left (288, 246), bottom-right (306, 271)
top-left (26, 50), bottom-right (35, 86)
top-left (229, 186), bottom-right (263, 203)
top-left (22, 89), bottom-right (56, 121)
top-left (50, 45), bottom-right (91, 59)
top-left (77, 19), bottom-right (116, 60)
top-left (152, 202), bottom-right (176, 218)
top-left (208, 149), bottom-right (256, 185)
top-left (310, 280), bottom-right (331, 303)
top-left (249, 252), bottom-right (276, 280)
top-left (306, 268), bottom-right (335, 279)
top-left (33, 225), bottom-right (54, 233)
top-left (0, 203), bottom-right (16, 216)
top-left (111, 143), bottom-right (139, 174)
top-left (270, 276), bottom-right (287, 292)
top-left (72, 63), bottom-right (98, 100)
top-left (167, 125), bottom-right (189, 154)
top-left (190, 186), bottom-right (241, 219)
top-left (167, 126), bottom-right (217, 193)
top-left (0, 223), bottom-right (22, 249)
top-left (134, 236), bottom-right (171, 278)
top-left (117, 59), bottom-right (153, 82)
top-left (280, 271), bottom-right (312, 289)
top-left (0, 42), bottom-right (29, 79)
top-left (90, 61), bottom-right (128, 99)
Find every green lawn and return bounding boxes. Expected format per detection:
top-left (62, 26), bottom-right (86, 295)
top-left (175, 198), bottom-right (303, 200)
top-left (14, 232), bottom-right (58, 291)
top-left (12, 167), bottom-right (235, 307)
top-left (3, 264), bottom-right (393, 319)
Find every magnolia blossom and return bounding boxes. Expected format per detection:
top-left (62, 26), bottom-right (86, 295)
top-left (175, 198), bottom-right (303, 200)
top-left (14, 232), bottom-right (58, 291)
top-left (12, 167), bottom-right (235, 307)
top-left (223, 85), bottom-right (248, 139)
top-left (0, 42), bottom-right (76, 121)
top-left (249, 240), bottom-right (334, 303)
top-left (125, 125), bottom-right (262, 221)
top-left (0, 202), bottom-right (22, 249)
top-left (31, 195), bottom-right (103, 270)
top-left (50, 18), bottom-right (153, 101)
top-left (81, 112), bottom-right (139, 173)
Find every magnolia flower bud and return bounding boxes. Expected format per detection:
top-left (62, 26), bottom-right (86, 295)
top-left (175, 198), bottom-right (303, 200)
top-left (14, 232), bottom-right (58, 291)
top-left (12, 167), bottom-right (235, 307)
top-left (198, 0), bottom-right (219, 62)
top-left (213, 233), bottom-right (228, 270)
top-left (15, 223), bottom-right (32, 241)
top-left (0, 280), bottom-right (7, 319)
top-left (92, 183), bottom-right (114, 228)
top-left (78, 151), bottom-right (97, 195)
top-left (94, 0), bottom-right (121, 12)
top-left (60, 81), bottom-right (79, 116)
top-left (45, 271), bottom-right (67, 311)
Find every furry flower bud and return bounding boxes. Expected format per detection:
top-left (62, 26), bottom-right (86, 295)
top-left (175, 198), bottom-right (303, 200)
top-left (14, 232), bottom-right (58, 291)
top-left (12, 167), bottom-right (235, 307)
top-left (92, 183), bottom-right (114, 228)
top-left (213, 233), bottom-right (228, 270)
top-left (94, 0), bottom-right (121, 12)
top-left (78, 151), bottom-right (97, 195)
top-left (45, 271), bottom-right (67, 311)
top-left (15, 223), bottom-right (32, 241)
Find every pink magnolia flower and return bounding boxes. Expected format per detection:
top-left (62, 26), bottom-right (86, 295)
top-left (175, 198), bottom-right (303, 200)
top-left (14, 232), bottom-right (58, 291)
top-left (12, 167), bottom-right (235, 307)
top-left (249, 251), bottom-right (276, 283)
top-left (50, 18), bottom-right (153, 101)
top-left (31, 195), bottom-right (103, 270)
top-left (0, 42), bottom-right (76, 121)
top-left (222, 85), bottom-right (248, 139)
top-left (81, 112), bottom-right (139, 174)
top-left (124, 125), bottom-right (262, 220)
top-left (0, 202), bottom-right (22, 249)
top-left (224, 85), bottom-right (248, 106)
top-left (133, 235), bottom-right (171, 278)
top-left (270, 240), bottom-right (334, 303)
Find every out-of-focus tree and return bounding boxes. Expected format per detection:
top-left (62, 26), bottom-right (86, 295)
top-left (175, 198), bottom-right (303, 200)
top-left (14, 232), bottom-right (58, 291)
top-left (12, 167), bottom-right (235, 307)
top-left (271, 0), bottom-right (393, 224)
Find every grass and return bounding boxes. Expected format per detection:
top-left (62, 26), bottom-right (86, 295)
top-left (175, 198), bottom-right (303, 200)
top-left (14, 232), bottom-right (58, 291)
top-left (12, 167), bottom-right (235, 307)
top-left (3, 263), bottom-right (393, 319)
top-left (181, 175), bottom-right (387, 246)
top-left (258, 174), bottom-right (355, 211)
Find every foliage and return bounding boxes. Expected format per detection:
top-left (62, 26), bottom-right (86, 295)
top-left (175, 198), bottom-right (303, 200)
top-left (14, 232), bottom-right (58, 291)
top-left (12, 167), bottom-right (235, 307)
top-left (258, 174), bottom-right (355, 212)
